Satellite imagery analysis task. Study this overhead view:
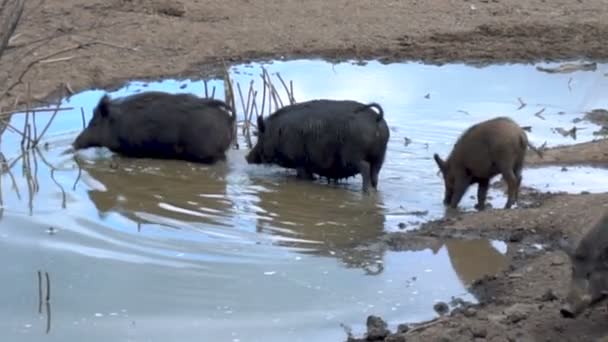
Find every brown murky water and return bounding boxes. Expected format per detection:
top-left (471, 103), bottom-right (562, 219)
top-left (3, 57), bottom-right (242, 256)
top-left (1, 59), bottom-right (608, 342)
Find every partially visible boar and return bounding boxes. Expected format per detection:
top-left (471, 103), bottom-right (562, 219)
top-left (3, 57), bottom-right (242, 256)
top-left (73, 91), bottom-right (235, 164)
top-left (560, 211), bottom-right (608, 318)
top-left (433, 116), bottom-right (529, 210)
top-left (245, 99), bottom-right (390, 193)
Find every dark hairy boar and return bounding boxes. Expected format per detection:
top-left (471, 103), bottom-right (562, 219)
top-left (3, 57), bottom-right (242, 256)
top-left (73, 91), bottom-right (235, 163)
top-left (561, 211), bottom-right (608, 318)
top-left (433, 116), bottom-right (531, 210)
top-left (245, 99), bottom-right (390, 193)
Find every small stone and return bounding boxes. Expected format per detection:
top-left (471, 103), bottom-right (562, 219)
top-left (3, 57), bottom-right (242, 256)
top-left (539, 289), bottom-right (558, 302)
top-left (509, 231), bottom-right (524, 242)
top-left (470, 325), bottom-right (487, 338)
top-left (397, 324), bottom-right (409, 333)
top-left (366, 315), bottom-right (389, 341)
top-left (434, 301), bottom-right (450, 315)
top-left (464, 307), bottom-right (477, 317)
top-left (488, 314), bottom-right (507, 324)
top-left (504, 303), bottom-right (534, 324)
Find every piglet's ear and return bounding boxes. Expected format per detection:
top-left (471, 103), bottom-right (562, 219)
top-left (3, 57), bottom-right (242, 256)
top-left (257, 115), bottom-right (265, 133)
top-left (96, 94), bottom-right (111, 117)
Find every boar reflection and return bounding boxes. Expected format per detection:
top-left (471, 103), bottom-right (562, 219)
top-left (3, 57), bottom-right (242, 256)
top-left (254, 180), bottom-right (387, 274)
top-left (444, 239), bottom-right (508, 286)
top-left (82, 158), bottom-right (232, 230)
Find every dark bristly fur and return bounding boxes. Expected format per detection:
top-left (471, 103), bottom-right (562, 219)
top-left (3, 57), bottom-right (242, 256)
top-left (246, 99), bottom-right (390, 193)
top-left (73, 91), bottom-right (235, 164)
top-left (560, 211), bottom-right (608, 318)
top-left (433, 116), bottom-right (529, 210)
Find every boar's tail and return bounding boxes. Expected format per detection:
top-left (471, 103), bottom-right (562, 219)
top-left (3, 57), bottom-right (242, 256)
top-left (527, 141), bottom-right (544, 158)
top-left (355, 102), bottom-right (384, 122)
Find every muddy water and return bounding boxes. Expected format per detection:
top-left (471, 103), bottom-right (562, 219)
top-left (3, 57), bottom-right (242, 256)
top-left (1, 59), bottom-right (607, 342)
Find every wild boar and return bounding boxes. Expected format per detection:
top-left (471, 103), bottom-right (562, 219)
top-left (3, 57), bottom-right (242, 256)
top-left (560, 211), bottom-right (608, 318)
top-left (433, 116), bottom-right (530, 210)
top-left (73, 91), bottom-right (235, 164)
top-left (245, 99), bottom-right (390, 193)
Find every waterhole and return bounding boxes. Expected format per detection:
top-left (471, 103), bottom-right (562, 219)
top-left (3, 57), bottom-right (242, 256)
top-left (1, 59), bottom-right (607, 341)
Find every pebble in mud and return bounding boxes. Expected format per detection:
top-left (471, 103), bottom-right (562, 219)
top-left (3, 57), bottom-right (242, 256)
top-left (365, 315), bottom-right (389, 341)
top-left (397, 323), bottom-right (410, 333)
top-left (539, 289), bottom-right (558, 302)
top-left (434, 301), bottom-right (450, 315)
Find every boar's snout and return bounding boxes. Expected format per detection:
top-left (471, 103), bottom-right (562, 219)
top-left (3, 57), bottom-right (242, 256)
top-left (560, 286), bottom-right (593, 319)
top-left (72, 132), bottom-right (87, 149)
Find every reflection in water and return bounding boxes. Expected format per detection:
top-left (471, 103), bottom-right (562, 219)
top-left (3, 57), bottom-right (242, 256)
top-left (0, 59), bottom-right (606, 341)
top-left (444, 240), bottom-right (508, 286)
top-left (36, 271), bottom-right (51, 334)
top-left (80, 157), bottom-right (233, 230)
top-left (254, 178), bottom-right (387, 274)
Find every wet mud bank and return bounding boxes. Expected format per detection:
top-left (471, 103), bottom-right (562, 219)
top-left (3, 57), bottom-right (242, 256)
top-left (349, 140), bottom-right (608, 342)
top-left (3, 0), bottom-right (608, 108)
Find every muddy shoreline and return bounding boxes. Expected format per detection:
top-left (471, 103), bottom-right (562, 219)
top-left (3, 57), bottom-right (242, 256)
top-left (348, 140), bottom-right (608, 341)
top-left (2, 1), bottom-right (608, 341)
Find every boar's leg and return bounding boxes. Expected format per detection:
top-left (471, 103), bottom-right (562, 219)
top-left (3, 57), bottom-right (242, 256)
top-left (370, 160), bottom-right (383, 190)
top-left (474, 179), bottom-right (489, 211)
top-left (502, 169), bottom-right (519, 209)
top-left (296, 167), bottom-right (314, 180)
top-left (449, 176), bottom-right (470, 209)
top-left (358, 160), bottom-right (372, 193)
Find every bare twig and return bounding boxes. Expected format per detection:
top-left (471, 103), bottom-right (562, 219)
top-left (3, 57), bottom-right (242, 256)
top-left (517, 97), bottom-right (526, 110)
top-left (50, 168), bottom-right (66, 209)
top-left (21, 82), bottom-right (30, 149)
top-left (65, 82), bottom-right (74, 95)
top-left (80, 107), bottom-right (86, 129)
top-left (32, 98), bottom-right (62, 147)
top-left (39, 55), bottom-right (76, 64)
top-left (405, 317), bottom-right (446, 335)
top-left (45, 271), bottom-right (50, 302)
top-left (1, 44), bottom-right (84, 97)
top-left (0, 0), bottom-right (25, 60)
top-left (72, 35), bottom-right (138, 51)
top-left (37, 270), bottom-right (42, 314)
top-left (534, 107), bottom-right (546, 120)
top-left (276, 73), bottom-right (295, 104)
top-left (0, 106), bottom-right (74, 118)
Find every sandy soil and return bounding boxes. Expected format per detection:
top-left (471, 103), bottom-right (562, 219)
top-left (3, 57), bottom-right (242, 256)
top-left (2, 1), bottom-right (608, 341)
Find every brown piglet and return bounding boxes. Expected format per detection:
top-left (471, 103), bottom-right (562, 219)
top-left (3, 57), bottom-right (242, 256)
top-left (433, 116), bottom-right (533, 210)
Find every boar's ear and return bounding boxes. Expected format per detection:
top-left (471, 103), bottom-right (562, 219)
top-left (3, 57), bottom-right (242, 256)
top-left (433, 154), bottom-right (447, 174)
top-left (257, 115), bottom-right (265, 133)
top-left (96, 95), bottom-right (111, 118)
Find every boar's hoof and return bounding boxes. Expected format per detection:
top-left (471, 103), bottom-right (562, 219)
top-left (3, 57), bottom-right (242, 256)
top-left (474, 203), bottom-right (486, 211)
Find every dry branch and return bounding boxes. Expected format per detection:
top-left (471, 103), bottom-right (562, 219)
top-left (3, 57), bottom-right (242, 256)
top-left (0, 0), bottom-right (25, 60)
top-left (1, 44), bottom-right (84, 98)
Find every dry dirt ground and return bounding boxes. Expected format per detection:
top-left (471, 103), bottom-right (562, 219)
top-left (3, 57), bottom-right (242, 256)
top-left (2, 1), bottom-right (608, 341)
